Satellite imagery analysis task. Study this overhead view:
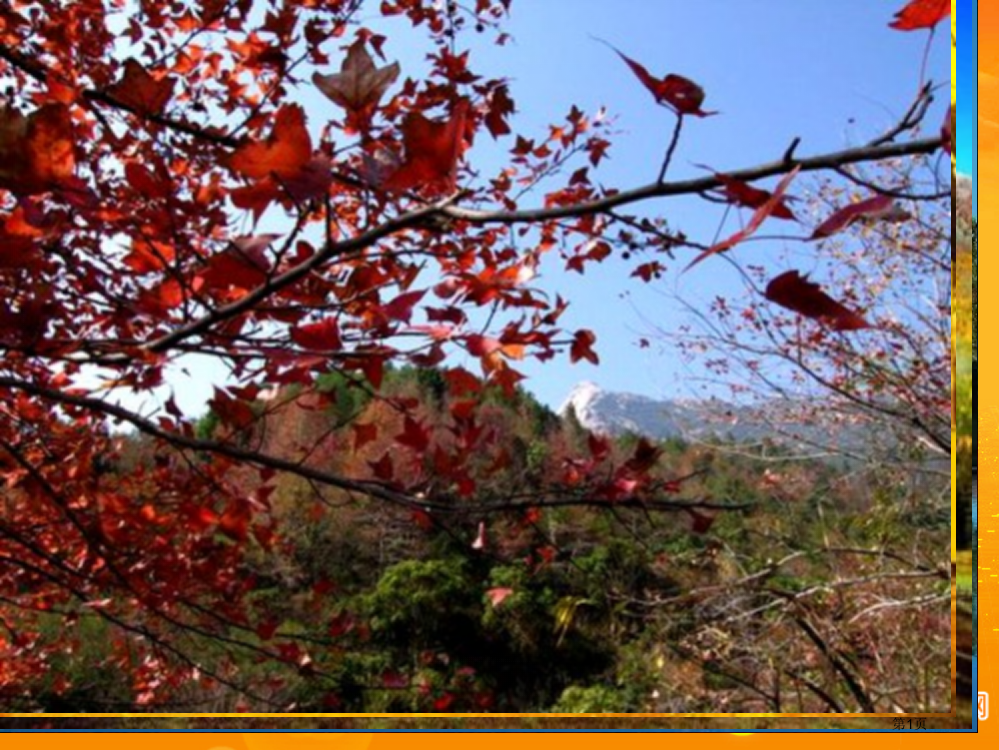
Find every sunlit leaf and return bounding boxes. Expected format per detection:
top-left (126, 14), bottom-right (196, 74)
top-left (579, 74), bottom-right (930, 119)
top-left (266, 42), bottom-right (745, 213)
top-left (227, 104), bottom-right (312, 180)
top-left (810, 194), bottom-right (910, 239)
top-left (313, 40), bottom-right (400, 130)
top-left (888, 0), bottom-right (950, 30)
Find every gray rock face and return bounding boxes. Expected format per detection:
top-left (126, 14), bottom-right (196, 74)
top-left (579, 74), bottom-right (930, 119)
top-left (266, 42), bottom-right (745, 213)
top-left (557, 381), bottom-right (776, 444)
top-left (556, 382), bottom-right (940, 467)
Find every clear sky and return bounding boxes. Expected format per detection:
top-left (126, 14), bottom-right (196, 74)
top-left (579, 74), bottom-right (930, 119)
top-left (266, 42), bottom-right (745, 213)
top-left (957, 0), bottom-right (973, 190)
top-left (138, 1), bottom-right (950, 417)
top-left (465, 1), bottom-right (950, 409)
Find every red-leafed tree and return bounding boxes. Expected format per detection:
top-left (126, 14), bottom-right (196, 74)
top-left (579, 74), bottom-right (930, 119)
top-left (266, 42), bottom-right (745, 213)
top-left (0, 0), bottom-right (948, 710)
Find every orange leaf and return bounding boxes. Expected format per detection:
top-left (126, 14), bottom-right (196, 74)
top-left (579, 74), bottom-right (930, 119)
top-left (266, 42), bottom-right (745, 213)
top-left (227, 104), bottom-right (312, 180)
top-left (764, 270), bottom-right (871, 331)
top-left (229, 179), bottom-right (279, 221)
top-left (25, 104), bottom-right (76, 189)
top-left (0, 103), bottom-right (76, 196)
top-left (124, 236), bottom-right (176, 274)
top-left (136, 277), bottom-right (185, 313)
top-left (2, 203), bottom-right (45, 239)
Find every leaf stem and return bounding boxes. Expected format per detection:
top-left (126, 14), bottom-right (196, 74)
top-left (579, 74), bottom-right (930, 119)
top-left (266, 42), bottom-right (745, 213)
top-left (658, 113), bottom-right (685, 183)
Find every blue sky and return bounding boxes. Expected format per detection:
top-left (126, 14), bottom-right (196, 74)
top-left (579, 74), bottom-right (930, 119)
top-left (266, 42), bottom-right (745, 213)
top-left (957, 0), bottom-right (973, 201)
top-left (453, 1), bottom-right (950, 408)
top-left (143, 2), bottom-right (950, 416)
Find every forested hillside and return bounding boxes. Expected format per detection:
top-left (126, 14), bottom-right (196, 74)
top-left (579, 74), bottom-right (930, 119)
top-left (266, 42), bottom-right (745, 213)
top-left (11, 365), bottom-right (945, 714)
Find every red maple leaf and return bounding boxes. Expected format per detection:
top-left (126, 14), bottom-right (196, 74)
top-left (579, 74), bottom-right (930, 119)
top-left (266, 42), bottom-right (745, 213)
top-left (225, 103), bottom-right (330, 219)
top-left (199, 236), bottom-right (275, 293)
top-left (810, 194), bottom-right (910, 239)
top-left (631, 261), bottom-right (665, 283)
top-left (686, 509), bottom-right (716, 534)
top-left (588, 433), bottom-right (610, 462)
top-left (684, 166), bottom-right (800, 272)
top-left (764, 270), bottom-right (871, 332)
top-left (107, 59), bottom-right (176, 115)
top-left (381, 289), bottom-right (426, 324)
top-left (484, 84), bottom-right (515, 139)
top-left (255, 619), bottom-right (280, 641)
top-left (352, 422), bottom-right (378, 451)
top-left (433, 693), bottom-right (455, 711)
top-left (396, 416), bottom-right (430, 453)
top-left (368, 453), bottom-right (394, 481)
top-left (444, 367), bottom-right (482, 397)
top-left (607, 43), bottom-right (715, 117)
top-left (227, 104), bottom-right (312, 181)
top-left (570, 329), bottom-right (599, 365)
top-left (888, 0), bottom-right (950, 31)
top-left (125, 161), bottom-right (172, 200)
top-left (700, 168), bottom-right (797, 220)
top-left (383, 99), bottom-right (470, 195)
top-left (219, 499), bottom-right (251, 542)
top-left (465, 334), bottom-right (503, 358)
top-left (291, 318), bottom-right (342, 351)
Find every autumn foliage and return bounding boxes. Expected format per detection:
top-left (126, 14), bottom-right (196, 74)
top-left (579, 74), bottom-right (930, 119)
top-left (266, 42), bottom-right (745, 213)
top-left (0, 0), bottom-right (949, 713)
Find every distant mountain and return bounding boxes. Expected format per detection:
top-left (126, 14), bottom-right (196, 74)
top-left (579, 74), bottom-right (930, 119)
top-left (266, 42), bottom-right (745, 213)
top-left (556, 381), bottom-right (941, 465)
top-left (558, 381), bottom-right (802, 446)
top-left (957, 172), bottom-right (973, 250)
